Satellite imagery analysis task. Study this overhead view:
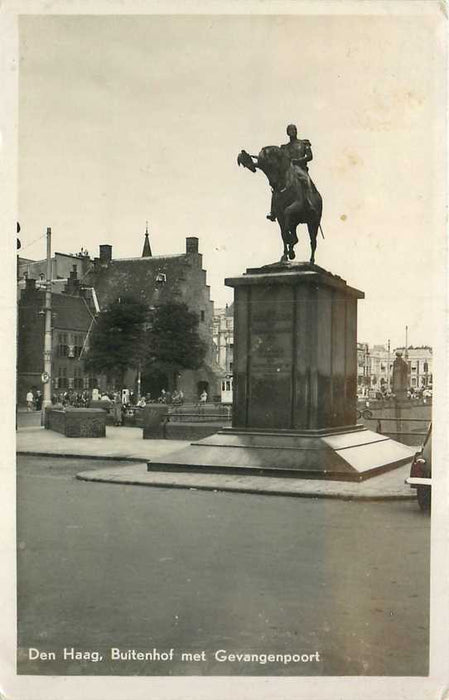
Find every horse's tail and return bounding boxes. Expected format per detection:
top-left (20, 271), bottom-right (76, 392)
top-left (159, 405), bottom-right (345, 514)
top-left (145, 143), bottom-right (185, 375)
top-left (319, 224), bottom-right (325, 239)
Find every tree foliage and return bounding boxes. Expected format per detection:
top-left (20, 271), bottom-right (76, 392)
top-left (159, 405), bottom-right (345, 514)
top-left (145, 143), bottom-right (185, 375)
top-left (85, 296), bottom-right (148, 383)
top-left (85, 299), bottom-right (207, 386)
top-left (146, 302), bottom-right (206, 372)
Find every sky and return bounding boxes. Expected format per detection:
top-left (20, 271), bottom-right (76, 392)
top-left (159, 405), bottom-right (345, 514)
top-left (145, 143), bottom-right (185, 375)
top-left (18, 10), bottom-right (446, 349)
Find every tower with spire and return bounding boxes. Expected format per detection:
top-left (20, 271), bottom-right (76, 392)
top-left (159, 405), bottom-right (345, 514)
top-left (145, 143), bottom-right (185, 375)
top-left (141, 221), bottom-right (152, 258)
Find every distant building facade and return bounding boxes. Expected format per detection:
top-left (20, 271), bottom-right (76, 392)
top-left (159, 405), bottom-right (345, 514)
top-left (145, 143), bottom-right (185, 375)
top-left (18, 250), bottom-right (91, 284)
top-left (213, 304), bottom-right (234, 403)
top-left (395, 346), bottom-right (433, 390)
top-left (357, 343), bottom-right (432, 396)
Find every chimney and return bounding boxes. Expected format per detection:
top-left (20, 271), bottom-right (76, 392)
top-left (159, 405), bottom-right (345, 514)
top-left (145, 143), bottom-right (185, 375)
top-left (25, 277), bottom-right (36, 293)
top-left (64, 264), bottom-right (80, 295)
top-left (99, 244), bottom-right (112, 263)
top-left (186, 237), bottom-right (199, 254)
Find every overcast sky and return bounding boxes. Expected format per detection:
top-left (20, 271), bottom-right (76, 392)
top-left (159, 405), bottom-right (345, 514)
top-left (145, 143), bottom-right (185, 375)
top-left (18, 10), bottom-right (445, 349)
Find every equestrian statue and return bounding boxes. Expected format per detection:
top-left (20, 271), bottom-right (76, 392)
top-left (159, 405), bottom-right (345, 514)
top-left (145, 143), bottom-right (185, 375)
top-left (237, 123), bottom-right (323, 264)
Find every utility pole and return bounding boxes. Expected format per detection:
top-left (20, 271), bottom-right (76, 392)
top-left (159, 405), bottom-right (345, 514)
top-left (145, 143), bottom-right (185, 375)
top-left (42, 227), bottom-right (52, 412)
top-left (404, 325), bottom-right (408, 360)
top-left (387, 339), bottom-right (391, 392)
top-left (136, 362), bottom-right (142, 401)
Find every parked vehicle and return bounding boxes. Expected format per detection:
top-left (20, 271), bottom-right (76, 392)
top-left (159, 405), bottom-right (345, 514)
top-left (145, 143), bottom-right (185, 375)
top-left (406, 423), bottom-right (432, 511)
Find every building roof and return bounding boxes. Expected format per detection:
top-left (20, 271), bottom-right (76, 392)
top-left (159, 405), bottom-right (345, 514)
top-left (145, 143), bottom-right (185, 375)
top-left (51, 292), bottom-right (94, 331)
top-left (84, 254), bottom-right (194, 309)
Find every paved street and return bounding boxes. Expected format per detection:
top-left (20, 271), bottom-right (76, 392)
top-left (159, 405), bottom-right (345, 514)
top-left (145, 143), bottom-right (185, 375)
top-left (17, 455), bottom-right (430, 677)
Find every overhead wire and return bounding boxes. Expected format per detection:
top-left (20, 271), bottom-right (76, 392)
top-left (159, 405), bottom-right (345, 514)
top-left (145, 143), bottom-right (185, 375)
top-left (17, 232), bottom-right (47, 252)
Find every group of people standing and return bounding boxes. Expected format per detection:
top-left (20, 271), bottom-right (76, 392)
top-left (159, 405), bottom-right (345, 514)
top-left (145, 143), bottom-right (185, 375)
top-left (157, 388), bottom-right (184, 405)
top-left (25, 388), bottom-right (43, 411)
top-left (25, 384), bottom-right (199, 414)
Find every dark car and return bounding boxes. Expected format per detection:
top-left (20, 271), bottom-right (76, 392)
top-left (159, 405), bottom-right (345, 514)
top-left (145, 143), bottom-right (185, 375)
top-left (406, 423), bottom-right (432, 511)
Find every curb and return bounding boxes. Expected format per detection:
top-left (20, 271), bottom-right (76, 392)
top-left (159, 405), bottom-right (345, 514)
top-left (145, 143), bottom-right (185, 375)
top-left (19, 451), bottom-right (415, 501)
top-left (75, 471), bottom-right (415, 501)
top-left (16, 451), bottom-right (145, 463)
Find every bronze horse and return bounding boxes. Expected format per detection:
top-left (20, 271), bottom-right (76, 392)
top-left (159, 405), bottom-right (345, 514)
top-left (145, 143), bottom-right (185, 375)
top-left (238, 146), bottom-right (323, 264)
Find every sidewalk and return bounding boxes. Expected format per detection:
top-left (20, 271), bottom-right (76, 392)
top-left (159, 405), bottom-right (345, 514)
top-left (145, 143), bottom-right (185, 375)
top-left (16, 424), bottom-right (416, 500)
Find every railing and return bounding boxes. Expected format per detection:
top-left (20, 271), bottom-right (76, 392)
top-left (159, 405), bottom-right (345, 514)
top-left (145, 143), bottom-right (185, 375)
top-left (121, 403), bottom-right (233, 426)
top-left (168, 403), bottom-right (232, 422)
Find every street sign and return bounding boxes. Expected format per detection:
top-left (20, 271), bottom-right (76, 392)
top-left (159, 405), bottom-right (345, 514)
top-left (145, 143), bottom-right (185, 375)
top-left (41, 371), bottom-right (50, 384)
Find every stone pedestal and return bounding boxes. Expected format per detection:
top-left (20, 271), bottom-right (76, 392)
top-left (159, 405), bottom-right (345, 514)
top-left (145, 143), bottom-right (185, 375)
top-left (230, 261), bottom-right (361, 430)
top-left (148, 262), bottom-right (414, 481)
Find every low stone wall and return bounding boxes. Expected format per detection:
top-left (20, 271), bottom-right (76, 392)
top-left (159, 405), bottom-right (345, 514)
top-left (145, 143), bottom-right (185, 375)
top-left (142, 404), bottom-right (169, 439)
top-left (45, 408), bottom-right (106, 438)
top-left (142, 402), bottom-right (230, 441)
top-left (165, 421), bottom-right (230, 441)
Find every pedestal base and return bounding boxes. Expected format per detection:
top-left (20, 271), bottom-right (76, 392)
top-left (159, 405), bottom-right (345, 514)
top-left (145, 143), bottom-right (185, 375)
top-left (147, 425), bottom-right (414, 482)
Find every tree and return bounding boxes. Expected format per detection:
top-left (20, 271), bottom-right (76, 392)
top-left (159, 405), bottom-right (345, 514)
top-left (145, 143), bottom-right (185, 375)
top-left (145, 302), bottom-right (206, 380)
top-left (85, 296), bottom-right (148, 387)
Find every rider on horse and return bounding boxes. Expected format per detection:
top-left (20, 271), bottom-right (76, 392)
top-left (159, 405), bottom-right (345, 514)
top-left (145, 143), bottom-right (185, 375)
top-left (267, 123), bottom-right (316, 221)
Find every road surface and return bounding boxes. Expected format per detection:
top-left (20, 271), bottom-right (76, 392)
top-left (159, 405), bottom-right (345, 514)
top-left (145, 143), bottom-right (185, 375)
top-left (17, 455), bottom-right (430, 676)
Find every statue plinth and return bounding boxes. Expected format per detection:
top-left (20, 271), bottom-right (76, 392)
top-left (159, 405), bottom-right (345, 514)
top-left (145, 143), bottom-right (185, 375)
top-left (148, 262), bottom-right (414, 481)
top-left (227, 261), bottom-right (363, 431)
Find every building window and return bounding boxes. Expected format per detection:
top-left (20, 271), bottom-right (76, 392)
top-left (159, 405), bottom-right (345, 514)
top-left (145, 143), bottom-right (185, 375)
top-left (57, 333), bottom-right (68, 357)
top-left (88, 375), bottom-right (98, 390)
top-left (66, 333), bottom-right (84, 358)
top-left (71, 333), bottom-right (84, 358)
top-left (56, 366), bottom-right (68, 389)
top-left (200, 310), bottom-right (205, 322)
top-left (73, 367), bottom-right (83, 389)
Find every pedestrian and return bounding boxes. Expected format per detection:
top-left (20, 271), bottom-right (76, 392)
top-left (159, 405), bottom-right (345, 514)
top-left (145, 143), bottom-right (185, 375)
top-left (200, 389), bottom-right (208, 404)
top-left (112, 394), bottom-right (123, 426)
top-left (35, 390), bottom-right (43, 411)
top-left (26, 389), bottom-right (34, 411)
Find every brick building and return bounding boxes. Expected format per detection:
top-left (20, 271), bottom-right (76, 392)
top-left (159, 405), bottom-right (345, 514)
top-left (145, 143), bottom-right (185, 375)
top-left (82, 235), bottom-right (220, 400)
top-left (17, 273), bottom-right (96, 403)
top-left (17, 232), bottom-right (221, 403)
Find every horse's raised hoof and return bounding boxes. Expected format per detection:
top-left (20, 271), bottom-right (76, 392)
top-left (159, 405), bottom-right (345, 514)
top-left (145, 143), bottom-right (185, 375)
top-left (288, 248), bottom-right (296, 260)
